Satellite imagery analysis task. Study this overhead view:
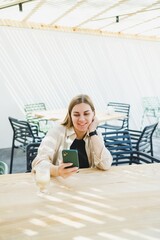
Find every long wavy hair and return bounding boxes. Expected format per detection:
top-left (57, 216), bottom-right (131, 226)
top-left (61, 94), bottom-right (95, 128)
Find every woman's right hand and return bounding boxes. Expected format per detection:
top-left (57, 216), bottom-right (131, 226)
top-left (58, 163), bottom-right (79, 178)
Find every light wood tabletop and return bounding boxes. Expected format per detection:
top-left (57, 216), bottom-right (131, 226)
top-left (33, 109), bottom-right (125, 123)
top-left (1, 163), bottom-right (160, 240)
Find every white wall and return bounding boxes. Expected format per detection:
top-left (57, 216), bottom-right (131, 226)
top-left (0, 26), bottom-right (160, 148)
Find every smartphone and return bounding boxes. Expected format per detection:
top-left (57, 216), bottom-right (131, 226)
top-left (62, 149), bottom-right (79, 168)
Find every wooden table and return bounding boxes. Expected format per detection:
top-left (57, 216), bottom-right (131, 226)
top-left (34, 109), bottom-right (125, 123)
top-left (1, 164), bottom-right (160, 240)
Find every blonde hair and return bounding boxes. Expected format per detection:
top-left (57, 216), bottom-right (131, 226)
top-left (62, 94), bottom-right (95, 128)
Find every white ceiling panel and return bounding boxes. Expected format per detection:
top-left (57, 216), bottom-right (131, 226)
top-left (0, 0), bottom-right (160, 40)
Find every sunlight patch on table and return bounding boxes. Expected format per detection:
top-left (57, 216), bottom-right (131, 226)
top-left (90, 187), bottom-right (103, 193)
top-left (42, 194), bottom-right (63, 202)
top-left (23, 229), bottom-right (38, 236)
top-left (123, 229), bottom-right (159, 240)
top-left (73, 236), bottom-right (92, 240)
top-left (149, 227), bottom-right (160, 233)
top-left (105, 213), bottom-right (126, 221)
top-left (29, 218), bottom-right (48, 227)
top-left (46, 204), bottom-right (104, 224)
top-left (72, 195), bottom-right (116, 210)
top-left (98, 232), bottom-right (128, 239)
top-left (69, 203), bottom-right (105, 215)
top-left (35, 209), bottom-right (85, 228)
top-left (70, 212), bottom-right (104, 224)
top-left (76, 191), bottom-right (105, 199)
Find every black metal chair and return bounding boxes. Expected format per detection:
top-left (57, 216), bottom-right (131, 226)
top-left (103, 130), bottom-right (133, 165)
top-left (8, 117), bottom-right (42, 174)
top-left (141, 97), bottom-right (160, 129)
top-left (102, 130), bottom-right (160, 166)
top-left (98, 102), bottom-right (130, 132)
top-left (26, 142), bottom-right (40, 172)
top-left (128, 122), bottom-right (158, 156)
top-left (131, 151), bottom-right (160, 164)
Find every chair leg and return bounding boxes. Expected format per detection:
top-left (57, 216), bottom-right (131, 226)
top-left (26, 151), bottom-right (31, 172)
top-left (150, 141), bottom-right (153, 156)
top-left (10, 142), bottom-right (15, 174)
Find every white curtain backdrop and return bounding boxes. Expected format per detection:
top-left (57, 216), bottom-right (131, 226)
top-left (0, 26), bottom-right (160, 148)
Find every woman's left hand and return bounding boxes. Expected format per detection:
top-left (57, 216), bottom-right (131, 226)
top-left (88, 116), bottom-right (99, 132)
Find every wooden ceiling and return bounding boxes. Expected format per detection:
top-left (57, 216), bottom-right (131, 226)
top-left (0, 0), bottom-right (160, 40)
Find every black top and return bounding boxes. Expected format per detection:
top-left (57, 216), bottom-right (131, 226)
top-left (70, 139), bottom-right (89, 168)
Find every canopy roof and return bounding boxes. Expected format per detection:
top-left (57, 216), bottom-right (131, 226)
top-left (0, 0), bottom-right (160, 40)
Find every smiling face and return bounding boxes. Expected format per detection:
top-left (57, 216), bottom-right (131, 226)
top-left (62, 94), bottom-right (95, 131)
top-left (71, 103), bottom-right (94, 138)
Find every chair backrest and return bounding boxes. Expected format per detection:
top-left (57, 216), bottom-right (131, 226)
top-left (24, 102), bottom-right (46, 113)
top-left (0, 161), bottom-right (8, 174)
top-left (142, 97), bottom-right (160, 116)
top-left (103, 129), bottom-right (160, 165)
top-left (24, 103), bottom-right (46, 122)
top-left (107, 102), bottom-right (130, 129)
top-left (8, 117), bottom-right (37, 147)
top-left (102, 130), bottom-right (133, 165)
top-left (137, 122), bottom-right (158, 154)
top-left (26, 142), bottom-right (40, 172)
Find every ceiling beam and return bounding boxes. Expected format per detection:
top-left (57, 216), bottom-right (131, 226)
top-left (50, 0), bottom-right (86, 25)
top-left (75, 0), bottom-right (128, 28)
top-left (0, 0), bottom-right (34, 10)
top-left (99, 1), bottom-right (160, 33)
top-left (0, 19), bottom-right (159, 42)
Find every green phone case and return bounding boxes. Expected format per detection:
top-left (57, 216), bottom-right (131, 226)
top-left (62, 149), bottom-right (79, 168)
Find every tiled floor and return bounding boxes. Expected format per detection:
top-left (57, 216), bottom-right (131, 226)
top-left (0, 136), bottom-right (160, 174)
top-left (0, 147), bottom-right (26, 173)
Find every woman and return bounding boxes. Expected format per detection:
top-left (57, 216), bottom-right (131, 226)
top-left (32, 94), bottom-right (112, 178)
